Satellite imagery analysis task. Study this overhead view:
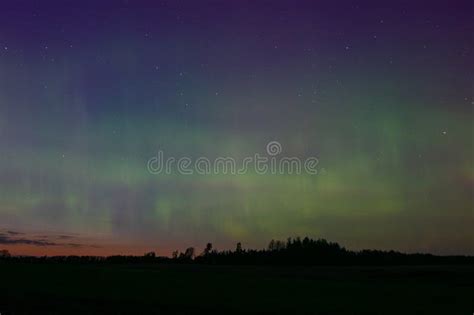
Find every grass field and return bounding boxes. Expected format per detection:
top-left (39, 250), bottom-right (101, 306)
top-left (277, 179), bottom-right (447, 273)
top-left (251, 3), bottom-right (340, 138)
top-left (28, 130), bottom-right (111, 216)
top-left (0, 263), bottom-right (473, 314)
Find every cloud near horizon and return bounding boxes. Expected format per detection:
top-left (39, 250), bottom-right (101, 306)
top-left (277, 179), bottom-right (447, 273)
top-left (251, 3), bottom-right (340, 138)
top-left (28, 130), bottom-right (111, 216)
top-left (0, 230), bottom-right (96, 248)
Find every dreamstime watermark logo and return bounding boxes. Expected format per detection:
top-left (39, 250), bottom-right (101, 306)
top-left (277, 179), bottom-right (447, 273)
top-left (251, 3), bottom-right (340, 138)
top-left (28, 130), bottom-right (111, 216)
top-left (147, 141), bottom-right (319, 176)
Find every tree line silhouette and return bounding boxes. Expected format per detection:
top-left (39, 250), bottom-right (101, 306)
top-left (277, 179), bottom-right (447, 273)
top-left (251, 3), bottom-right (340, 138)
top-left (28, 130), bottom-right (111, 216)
top-left (1, 237), bottom-right (473, 265)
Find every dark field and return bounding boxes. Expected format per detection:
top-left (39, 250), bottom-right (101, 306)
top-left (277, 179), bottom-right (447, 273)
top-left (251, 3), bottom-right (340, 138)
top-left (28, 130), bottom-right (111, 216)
top-left (0, 263), bottom-right (473, 314)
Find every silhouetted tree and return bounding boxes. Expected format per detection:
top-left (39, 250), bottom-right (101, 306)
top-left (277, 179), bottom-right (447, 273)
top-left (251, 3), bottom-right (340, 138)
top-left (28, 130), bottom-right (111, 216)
top-left (235, 242), bottom-right (242, 253)
top-left (268, 239), bottom-right (275, 251)
top-left (203, 243), bottom-right (213, 256)
top-left (268, 239), bottom-right (285, 251)
top-left (276, 240), bottom-right (285, 250)
top-left (182, 247), bottom-right (194, 260)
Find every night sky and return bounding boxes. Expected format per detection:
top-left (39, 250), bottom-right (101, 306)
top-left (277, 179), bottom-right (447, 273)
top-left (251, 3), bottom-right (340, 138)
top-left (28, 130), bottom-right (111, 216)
top-left (0, 0), bottom-right (472, 256)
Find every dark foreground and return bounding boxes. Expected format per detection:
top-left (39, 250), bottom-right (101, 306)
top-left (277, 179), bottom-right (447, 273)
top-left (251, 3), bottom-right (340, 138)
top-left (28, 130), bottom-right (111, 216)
top-left (0, 263), bottom-right (473, 314)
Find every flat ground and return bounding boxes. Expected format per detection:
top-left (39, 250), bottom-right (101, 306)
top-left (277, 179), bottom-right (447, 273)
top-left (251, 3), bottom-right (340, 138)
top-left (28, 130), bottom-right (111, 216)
top-left (0, 263), bottom-right (472, 314)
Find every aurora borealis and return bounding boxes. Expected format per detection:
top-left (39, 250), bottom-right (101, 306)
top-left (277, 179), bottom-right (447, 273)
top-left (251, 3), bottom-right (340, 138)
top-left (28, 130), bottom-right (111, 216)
top-left (0, 1), bottom-right (472, 256)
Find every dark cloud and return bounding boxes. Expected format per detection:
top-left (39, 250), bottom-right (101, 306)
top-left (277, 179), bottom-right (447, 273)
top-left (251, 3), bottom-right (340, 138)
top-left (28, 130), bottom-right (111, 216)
top-left (0, 234), bottom-right (57, 246)
top-left (0, 230), bottom-right (95, 248)
top-left (7, 230), bottom-right (24, 235)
